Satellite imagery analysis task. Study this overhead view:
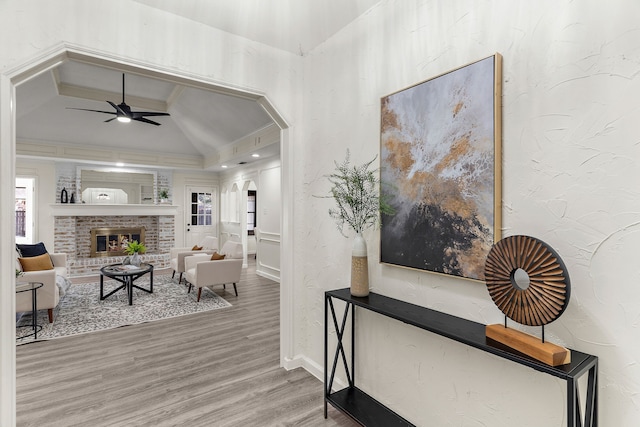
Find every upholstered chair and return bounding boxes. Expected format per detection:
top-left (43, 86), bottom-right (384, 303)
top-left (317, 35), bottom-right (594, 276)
top-left (16, 252), bottom-right (70, 323)
top-left (170, 236), bottom-right (219, 284)
top-left (184, 241), bottom-right (243, 302)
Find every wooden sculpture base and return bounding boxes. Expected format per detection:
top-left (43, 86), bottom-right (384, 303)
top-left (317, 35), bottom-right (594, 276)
top-left (486, 324), bottom-right (571, 367)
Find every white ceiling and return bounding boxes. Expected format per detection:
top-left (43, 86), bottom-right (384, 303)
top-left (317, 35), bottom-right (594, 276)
top-left (15, 0), bottom-right (381, 171)
top-left (134, 0), bottom-right (381, 55)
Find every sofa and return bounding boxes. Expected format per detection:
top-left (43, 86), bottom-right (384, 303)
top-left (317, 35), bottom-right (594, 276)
top-left (16, 243), bottom-right (71, 323)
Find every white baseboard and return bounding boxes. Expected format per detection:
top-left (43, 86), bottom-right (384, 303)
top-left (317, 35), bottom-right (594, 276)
top-left (282, 354), bottom-right (347, 391)
top-left (257, 269), bottom-right (280, 283)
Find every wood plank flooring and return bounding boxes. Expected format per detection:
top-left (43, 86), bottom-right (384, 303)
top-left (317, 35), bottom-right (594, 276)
top-left (16, 260), bottom-right (357, 427)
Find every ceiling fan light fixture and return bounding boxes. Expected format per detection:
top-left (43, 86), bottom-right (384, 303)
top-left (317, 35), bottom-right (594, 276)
top-left (67, 74), bottom-right (169, 126)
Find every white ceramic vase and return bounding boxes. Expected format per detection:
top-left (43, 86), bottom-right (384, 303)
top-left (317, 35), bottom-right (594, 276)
top-left (131, 252), bottom-right (141, 267)
top-left (350, 232), bottom-right (369, 297)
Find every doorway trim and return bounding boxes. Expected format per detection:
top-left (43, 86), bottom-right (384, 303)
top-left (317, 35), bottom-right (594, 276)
top-left (0, 42), bottom-right (294, 426)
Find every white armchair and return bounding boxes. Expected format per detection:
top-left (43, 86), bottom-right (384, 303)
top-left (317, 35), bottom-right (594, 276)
top-left (184, 241), bottom-right (243, 302)
top-left (16, 253), bottom-right (69, 323)
top-left (170, 236), bottom-right (219, 284)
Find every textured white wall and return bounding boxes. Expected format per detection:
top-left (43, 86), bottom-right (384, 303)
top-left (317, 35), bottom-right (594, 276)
top-left (299, 0), bottom-right (640, 425)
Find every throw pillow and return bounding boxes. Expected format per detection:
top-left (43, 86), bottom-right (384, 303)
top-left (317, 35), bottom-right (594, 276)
top-left (18, 253), bottom-right (54, 272)
top-left (16, 242), bottom-right (48, 258)
top-left (210, 252), bottom-right (226, 260)
top-left (192, 245), bottom-right (203, 251)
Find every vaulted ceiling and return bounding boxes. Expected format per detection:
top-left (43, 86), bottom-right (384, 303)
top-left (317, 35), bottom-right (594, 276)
top-left (15, 0), bottom-right (381, 172)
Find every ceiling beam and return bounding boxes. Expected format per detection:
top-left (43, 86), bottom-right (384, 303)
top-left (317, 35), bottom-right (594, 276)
top-left (56, 83), bottom-right (169, 112)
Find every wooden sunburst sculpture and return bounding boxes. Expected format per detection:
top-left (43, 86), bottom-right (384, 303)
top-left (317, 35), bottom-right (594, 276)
top-left (484, 235), bottom-right (571, 366)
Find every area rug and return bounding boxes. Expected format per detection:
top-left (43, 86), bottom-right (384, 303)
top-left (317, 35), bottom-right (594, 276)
top-left (16, 274), bottom-right (231, 344)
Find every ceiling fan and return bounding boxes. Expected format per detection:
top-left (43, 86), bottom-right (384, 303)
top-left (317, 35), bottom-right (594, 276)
top-left (67, 73), bottom-right (170, 126)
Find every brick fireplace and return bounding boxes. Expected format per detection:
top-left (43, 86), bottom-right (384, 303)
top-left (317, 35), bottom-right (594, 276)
top-left (53, 211), bottom-right (175, 276)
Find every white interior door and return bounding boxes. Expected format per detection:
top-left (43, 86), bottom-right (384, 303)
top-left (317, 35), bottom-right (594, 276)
top-left (185, 186), bottom-right (217, 247)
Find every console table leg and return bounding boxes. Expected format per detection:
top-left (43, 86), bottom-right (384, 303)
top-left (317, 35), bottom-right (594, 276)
top-left (351, 301), bottom-right (355, 390)
top-left (328, 298), bottom-right (353, 390)
top-left (567, 360), bottom-right (598, 427)
top-left (567, 377), bottom-right (579, 427)
top-left (584, 363), bottom-right (598, 427)
top-left (324, 295), bottom-right (328, 419)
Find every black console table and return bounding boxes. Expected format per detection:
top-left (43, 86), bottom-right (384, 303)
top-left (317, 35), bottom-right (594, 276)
top-left (324, 288), bottom-right (598, 427)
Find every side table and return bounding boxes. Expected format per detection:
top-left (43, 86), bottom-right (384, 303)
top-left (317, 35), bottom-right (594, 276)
top-left (16, 281), bottom-right (43, 340)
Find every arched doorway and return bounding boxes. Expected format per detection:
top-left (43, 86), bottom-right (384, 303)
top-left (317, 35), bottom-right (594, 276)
top-left (0, 46), bottom-right (294, 425)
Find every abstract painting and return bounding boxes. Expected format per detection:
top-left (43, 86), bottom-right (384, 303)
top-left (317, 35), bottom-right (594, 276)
top-left (380, 54), bottom-right (502, 281)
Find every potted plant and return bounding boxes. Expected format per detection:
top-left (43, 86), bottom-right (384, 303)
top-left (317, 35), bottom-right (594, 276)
top-left (125, 240), bottom-right (146, 266)
top-left (322, 149), bottom-right (394, 296)
top-left (159, 188), bottom-right (169, 203)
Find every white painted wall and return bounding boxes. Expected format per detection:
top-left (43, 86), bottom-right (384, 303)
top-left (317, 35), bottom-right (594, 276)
top-left (219, 158), bottom-right (281, 280)
top-left (256, 164), bottom-right (282, 281)
top-left (298, 1), bottom-right (640, 425)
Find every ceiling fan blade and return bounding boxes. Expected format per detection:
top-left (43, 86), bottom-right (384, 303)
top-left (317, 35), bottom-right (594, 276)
top-left (131, 111), bottom-right (171, 118)
top-left (133, 117), bottom-right (162, 126)
top-left (107, 100), bottom-right (128, 117)
top-left (104, 117), bottom-right (117, 123)
top-left (66, 107), bottom-right (116, 116)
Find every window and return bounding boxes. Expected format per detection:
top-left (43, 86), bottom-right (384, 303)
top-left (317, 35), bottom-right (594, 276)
top-left (191, 191), bottom-right (213, 226)
top-left (247, 190), bottom-right (256, 235)
top-left (15, 185), bottom-right (27, 237)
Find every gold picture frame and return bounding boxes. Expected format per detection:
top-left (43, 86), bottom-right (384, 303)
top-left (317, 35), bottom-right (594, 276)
top-left (380, 54), bottom-right (502, 281)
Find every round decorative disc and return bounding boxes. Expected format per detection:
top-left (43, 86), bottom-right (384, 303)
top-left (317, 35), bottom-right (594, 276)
top-left (484, 235), bottom-right (570, 327)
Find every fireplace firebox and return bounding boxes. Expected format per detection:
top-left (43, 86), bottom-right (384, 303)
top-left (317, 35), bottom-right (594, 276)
top-left (90, 227), bottom-right (146, 257)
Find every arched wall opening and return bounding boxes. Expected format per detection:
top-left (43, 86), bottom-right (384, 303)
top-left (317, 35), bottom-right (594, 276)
top-left (0, 44), bottom-right (294, 426)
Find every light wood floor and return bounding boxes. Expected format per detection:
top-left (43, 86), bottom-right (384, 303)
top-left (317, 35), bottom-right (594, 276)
top-left (16, 260), bottom-right (357, 427)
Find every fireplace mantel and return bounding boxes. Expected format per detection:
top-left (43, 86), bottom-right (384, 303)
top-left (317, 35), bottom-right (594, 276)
top-left (50, 203), bottom-right (179, 217)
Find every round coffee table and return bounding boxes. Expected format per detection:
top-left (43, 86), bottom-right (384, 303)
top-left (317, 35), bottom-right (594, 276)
top-left (100, 263), bottom-right (154, 305)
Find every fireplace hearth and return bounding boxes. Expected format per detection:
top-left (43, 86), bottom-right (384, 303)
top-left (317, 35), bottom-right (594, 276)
top-left (91, 227), bottom-right (146, 257)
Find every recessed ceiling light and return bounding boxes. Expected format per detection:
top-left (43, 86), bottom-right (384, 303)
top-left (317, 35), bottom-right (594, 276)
top-left (252, 153), bottom-right (260, 158)
top-left (221, 165), bottom-right (228, 168)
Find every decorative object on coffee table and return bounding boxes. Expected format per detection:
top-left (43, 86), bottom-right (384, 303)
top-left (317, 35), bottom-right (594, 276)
top-left (484, 235), bottom-right (571, 366)
top-left (321, 149), bottom-right (394, 297)
top-left (124, 240), bottom-right (146, 267)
